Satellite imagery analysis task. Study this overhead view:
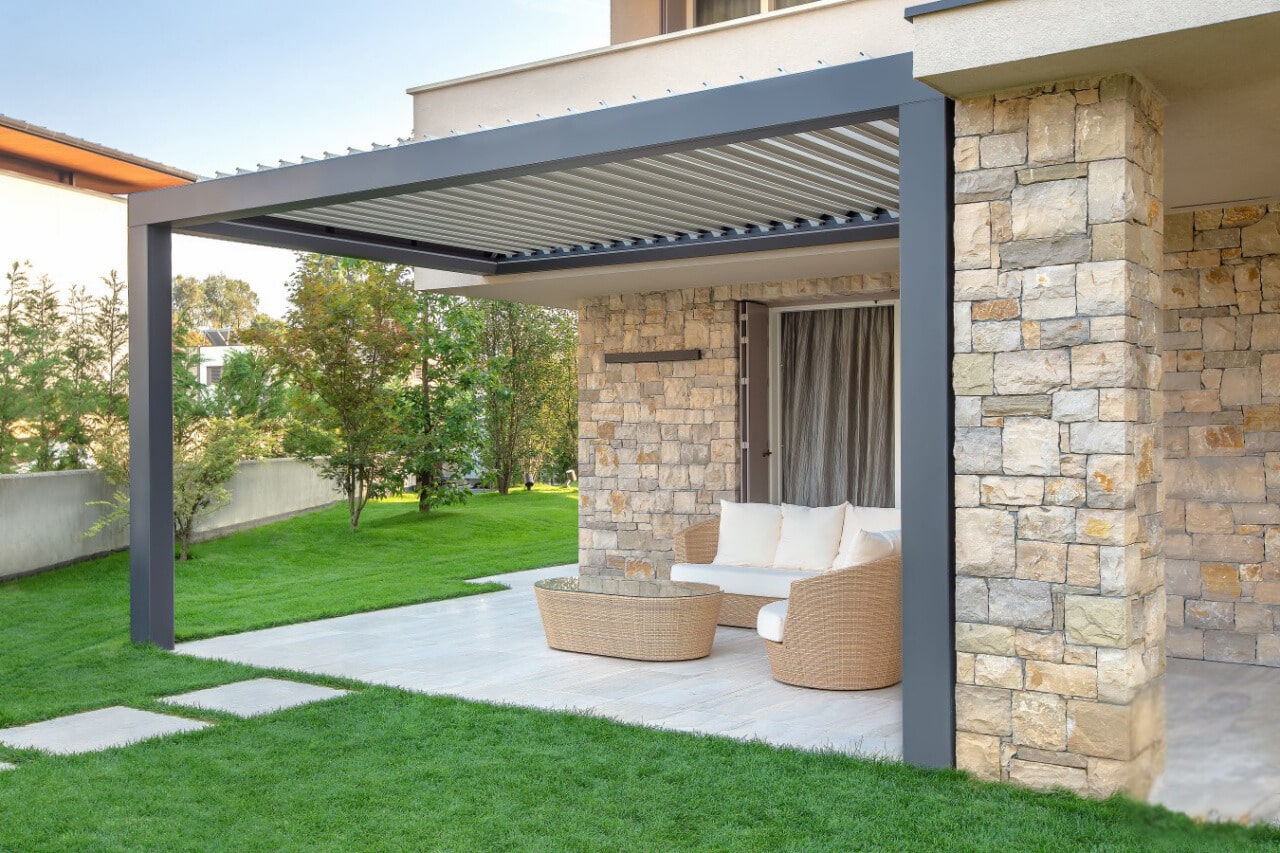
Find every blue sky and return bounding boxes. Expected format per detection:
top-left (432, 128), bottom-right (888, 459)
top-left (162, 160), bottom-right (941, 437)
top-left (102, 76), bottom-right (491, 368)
top-left (3, 0), bottom-right (610, 177)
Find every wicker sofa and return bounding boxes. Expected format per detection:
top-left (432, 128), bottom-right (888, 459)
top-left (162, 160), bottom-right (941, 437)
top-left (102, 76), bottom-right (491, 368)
top-left (672, 517), bottom-right (809, 627)
top-left (755, 556), bottom-right (902, 690)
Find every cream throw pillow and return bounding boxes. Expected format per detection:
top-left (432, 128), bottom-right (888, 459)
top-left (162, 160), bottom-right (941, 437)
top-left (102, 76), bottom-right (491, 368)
top-left (772, 503), bottom-right (847, 571)
top-left (834, 504), bottom-right (902, 568)
top-left (834, 528), bottom-right (901, 568)
top-left (713, 501), bottom-right (783, 568)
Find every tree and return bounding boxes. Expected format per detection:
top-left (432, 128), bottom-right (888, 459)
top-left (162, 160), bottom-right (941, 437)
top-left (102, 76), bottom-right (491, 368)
top-left (401, 292), bottom-right (481, 513)
top-left (17, 273), bottom-right (65, 470)
top-left (90, 348), bottom-right (259, 560)
top-left (0, 263), bottom-right (31, 472)
top-left (172, 274), bottom-right (260, 340)
top-left (251, 256), bottom-right (418, 530)
top-left (476, 301), bottom-right (577, 495)
top-left (55, 285), bottom-right (106, 469)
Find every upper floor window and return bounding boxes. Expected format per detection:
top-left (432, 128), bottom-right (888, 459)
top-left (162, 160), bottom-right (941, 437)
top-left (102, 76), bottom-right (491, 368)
top-left (690, 0), bottom-right (820, 28)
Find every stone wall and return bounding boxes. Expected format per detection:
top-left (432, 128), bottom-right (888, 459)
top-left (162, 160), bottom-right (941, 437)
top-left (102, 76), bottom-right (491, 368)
top-left (951, 74), bottom-right (1166, 797)
top-left (577, 274), bottom-right (897, 578)
top-left (1163, 201), bottom-right (1280, 666)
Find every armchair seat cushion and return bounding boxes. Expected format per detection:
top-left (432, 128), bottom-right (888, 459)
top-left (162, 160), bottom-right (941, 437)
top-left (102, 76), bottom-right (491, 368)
top-left (756, 600), bottom-right (789, 643)
top-left (670, 563), bottom-right (818, 599)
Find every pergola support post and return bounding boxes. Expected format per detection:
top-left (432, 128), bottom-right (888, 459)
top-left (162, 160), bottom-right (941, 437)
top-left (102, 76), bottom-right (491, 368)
top-left (127, 223), bottom-right (175, 649)
top-left (898, 95), bottom-right (956, 768)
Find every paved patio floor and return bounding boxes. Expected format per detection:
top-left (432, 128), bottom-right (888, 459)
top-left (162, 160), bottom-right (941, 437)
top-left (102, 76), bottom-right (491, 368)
top-left (1151, 657), bottom-right (1280, 825)
top-left (177, 566), bottom-right (902, 758)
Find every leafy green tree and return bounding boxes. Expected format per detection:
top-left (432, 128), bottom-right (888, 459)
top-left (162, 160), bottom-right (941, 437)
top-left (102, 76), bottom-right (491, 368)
top-left (19, 274), bottom-right (66, 471)
top-left (91, 348), bottom-right (260, 560)
top-left (252, 256), bottom-right (418, 529)
top-left (0, 263), bottom-right (31, 472)
top-left (477, 301), bottom-right (577, 494)
top-left (401, 293), bottom-right (482, 513)
top-left (172, 274), bottom-right (260, 340)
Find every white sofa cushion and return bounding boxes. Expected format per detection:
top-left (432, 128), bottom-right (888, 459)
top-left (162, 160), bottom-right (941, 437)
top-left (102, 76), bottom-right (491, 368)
top-left (756, 600), bottom-right (789, 643)
top-left (671, 563), bottom-right (818, 599)
top-left (834, 504), bottom-right (902, 568)
top-left (773, 503), bottom-right (846, 571)
top-left (835, 528), bottom-right (901, 568)
top-left (712, 500), bottom-right (783, 568)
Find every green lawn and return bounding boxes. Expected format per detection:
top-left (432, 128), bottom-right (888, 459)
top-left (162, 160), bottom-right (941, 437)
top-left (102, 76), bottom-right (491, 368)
top-left (0, 487), bottom-right (579, 727)
top-left (1, 485), bottom-right (1278, 850)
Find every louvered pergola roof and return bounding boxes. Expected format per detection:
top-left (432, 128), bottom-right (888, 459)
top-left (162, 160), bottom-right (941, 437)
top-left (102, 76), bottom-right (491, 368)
top-left (130, 54), bottom-right (937, 276)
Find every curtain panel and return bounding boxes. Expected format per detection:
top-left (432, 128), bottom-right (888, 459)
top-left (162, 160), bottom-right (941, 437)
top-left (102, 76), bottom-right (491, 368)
top-left (779, 306), bottom-right (895, 508)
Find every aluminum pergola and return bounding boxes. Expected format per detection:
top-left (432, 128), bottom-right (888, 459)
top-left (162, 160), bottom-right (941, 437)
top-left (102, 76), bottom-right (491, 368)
top-left (127, 52), bottom-right (955, 768)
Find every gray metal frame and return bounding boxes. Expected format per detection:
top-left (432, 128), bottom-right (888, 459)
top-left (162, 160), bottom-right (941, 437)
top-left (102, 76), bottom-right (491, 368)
top-left (125, 50), bottom-right (956, 768)
top-left (903, 0), bottom-right (987, 21)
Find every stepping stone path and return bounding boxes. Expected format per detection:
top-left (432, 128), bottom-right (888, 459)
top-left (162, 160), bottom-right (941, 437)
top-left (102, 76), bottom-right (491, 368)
top-left (160, 678), bottom-right (348, 718)
top-left (0, 679), bottom-right (350, 758)
top-left (0, 762), bottom-right (14, 771)
top-left (0, 707), bottom-right (209, 755)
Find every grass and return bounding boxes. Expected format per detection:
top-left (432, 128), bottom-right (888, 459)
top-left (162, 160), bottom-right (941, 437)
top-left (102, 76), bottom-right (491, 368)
top-left (2, 690), bottom-right (1280, 851)
top-left (0, 486), bottom-right (579, 727)
top-left (1, 483), bottom-right (1278, 850)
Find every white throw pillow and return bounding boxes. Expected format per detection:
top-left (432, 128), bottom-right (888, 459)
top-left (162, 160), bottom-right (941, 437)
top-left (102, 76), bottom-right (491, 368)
top-left (713, 501), bottom-right (783, 568)
top-left (834, 504), bottom-right (902, 568)
top-left (834, 528), bottom-right (901, 569)
top-left (773, 503), bottom-right (847, 572)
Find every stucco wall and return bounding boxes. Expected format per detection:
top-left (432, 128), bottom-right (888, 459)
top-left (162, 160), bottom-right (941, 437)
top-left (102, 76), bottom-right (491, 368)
top-left (0, 459), bottom-right (343, 580)
top-left (1163, 201), bottom-right (1280, 666)
top-left (577, 272), bottom-right (897, 578)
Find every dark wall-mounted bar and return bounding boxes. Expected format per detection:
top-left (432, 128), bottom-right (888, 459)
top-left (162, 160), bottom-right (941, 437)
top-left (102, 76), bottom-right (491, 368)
top-left (604, 349), bottom-right (703, 364)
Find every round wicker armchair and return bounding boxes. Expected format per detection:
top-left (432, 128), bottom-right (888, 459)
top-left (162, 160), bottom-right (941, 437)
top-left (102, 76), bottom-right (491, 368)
top-left (761, 555), bottom-right (902, 691)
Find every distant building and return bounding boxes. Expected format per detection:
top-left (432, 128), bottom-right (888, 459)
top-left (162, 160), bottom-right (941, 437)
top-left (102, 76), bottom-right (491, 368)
top-left (193, 329), bottom-right (247, 386)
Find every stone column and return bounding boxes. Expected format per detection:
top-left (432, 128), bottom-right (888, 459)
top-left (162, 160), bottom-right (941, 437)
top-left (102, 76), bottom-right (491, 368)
top-left (951, 75), bottom-right (1166, 797)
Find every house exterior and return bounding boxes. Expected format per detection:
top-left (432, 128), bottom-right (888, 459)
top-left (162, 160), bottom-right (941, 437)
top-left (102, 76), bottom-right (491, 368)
top-left (122, 0), bottom-right (1280, 807)
top-left (0, 114), bottom-right (195, 290)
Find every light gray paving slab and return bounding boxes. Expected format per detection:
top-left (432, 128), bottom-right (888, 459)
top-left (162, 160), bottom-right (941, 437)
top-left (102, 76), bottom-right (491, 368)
top-left (160, 678), bottom-right (349, 718)
top-left (0, 707), bottom-right (209, 755)
top-left (0, 761), bottom-right (15, 771)
top-left (1151, 658), bottom-right (1280, 825)
top-left (176, 564), bottom-right (904, 760)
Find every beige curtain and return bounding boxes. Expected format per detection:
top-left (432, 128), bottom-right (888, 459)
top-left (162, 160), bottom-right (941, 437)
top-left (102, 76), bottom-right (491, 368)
top-left (780, 306), bottom-right (895, 508)
top-left (695, 0), bottom-right (758, 26)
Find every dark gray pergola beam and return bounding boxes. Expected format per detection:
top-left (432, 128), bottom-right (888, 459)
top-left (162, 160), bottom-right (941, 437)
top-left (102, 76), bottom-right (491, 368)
top-left (127, 224), bottom-right (175, 649)
top-left (898, 96), bottom-right (956, 768)
top-left (181, 218), bottom-right (500, 275)
top-left (493, 217), bottom-right (899, 274)
top-left (129, 53), bottom-right (936, 230)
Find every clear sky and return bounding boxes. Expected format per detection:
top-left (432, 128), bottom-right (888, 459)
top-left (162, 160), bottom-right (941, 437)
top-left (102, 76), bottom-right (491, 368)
top-left (2, 0), bottom-right (610, 315)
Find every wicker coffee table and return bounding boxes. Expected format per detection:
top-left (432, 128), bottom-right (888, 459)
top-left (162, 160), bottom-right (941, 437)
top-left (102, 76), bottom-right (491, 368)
top-left (534, 577), bottom-right (723, 661)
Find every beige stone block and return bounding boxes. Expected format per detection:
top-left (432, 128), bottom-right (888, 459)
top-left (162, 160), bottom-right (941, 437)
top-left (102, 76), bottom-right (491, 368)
top-left (1221, 367), bottom-right (1262, 407)
top-left (988, 579), bottom-right (1054, 629)
top-left (1192, 533), bottom-right (1263, 563)
top-left (956, 622), bottom-right (1018, 655)
top-left (953, 353), bottom-right (994, 396)
top-left (1166, 457), bottom-right (1266, 503)
top-left (1066, 700), bottom-right (1133, 760)
top-left (1076, 509), bottom-right (1140, 546)
top-left (1076, 261), bottom-right (1129, 317)
top-left (1011, 179), bottom-right (1088, 239)
top-left (1202, 563), bottom-right (1243, 599)
top-left (1184, 502), bottom-right (1234, 535)
top-left (1086, 454), bottom-right (1134, 510)
top-left (955, 136), bottom-right (981, 172)
top-left (1012, 690), bottom-right (1067, 750)
top-left (1243, 213), bottom-right (1280, 257)
top-left (956, 96), bottom-right (995, 136)
top-left (956, 508), bottom-right (1017, 577)
top-left (956, 202), bottom-right (993, 270)
top-left (1016, 629), bottom-right (1065, 663)
top-left (994, 350), bottom-right (1071, 395)
top-left (1016, 540), bottom-right (1068, 583)
top-left (1187, 426), bottom-right (1244, 457)
top-left (1065, 595), bottom-right (1132, 648)
top-left (1008, 758), bottom-right (1088, 793)
top-left (1164, 212), bottom-right (1193, 252)
top-left (980, 476), bottom-right (1044, 506)
top-left (1002, 418), bottom-right (1060, 476)
top-left (980, 132), bottom-right (1028, 169)
top-left (1026, 661), bottom-right (1098, 698)
top-left (1071, 343), bottom-right (1135, 389)
top-left (1199, 266), bottom-right (1235, 307)
top-left (1261, 354), bottom-right (1280, 398)
top-left (972, 320), bottom-right (1023, 352)
top-left (1027, 91), bottom-right (1076, 165)
top-left (1075, 98), bottom-right (1126, 161)
top-left (955, 269), bottom-right (1008, 301)
top-left (1017, 506), bottom-right (1076, 544)
top-left (1087, 159), bottom-right (1140, 225)
top-left (975, 653), bottom-right (1024, 689)
top-left (1068, 544), bottom-right (1101, 587)
top-left (956, 731), bottom-right (1004, 780)
top-left (1045, 477), bottom-right (1087, 507)
top-left (956, 684), bottom-right (1013, 736)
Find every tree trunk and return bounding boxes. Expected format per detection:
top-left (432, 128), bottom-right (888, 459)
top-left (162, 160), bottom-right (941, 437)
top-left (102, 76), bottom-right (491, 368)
top-left (496, 469), bottom-right (511, 495)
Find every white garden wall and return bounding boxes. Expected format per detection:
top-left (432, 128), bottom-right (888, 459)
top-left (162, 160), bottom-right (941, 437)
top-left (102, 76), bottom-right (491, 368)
top-left (0, 459), bottom-right (343, 580)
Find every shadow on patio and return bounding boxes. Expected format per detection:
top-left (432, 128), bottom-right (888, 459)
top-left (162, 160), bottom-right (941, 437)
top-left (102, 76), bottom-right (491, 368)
top-left (176, 565), bottom-right (902, 758)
